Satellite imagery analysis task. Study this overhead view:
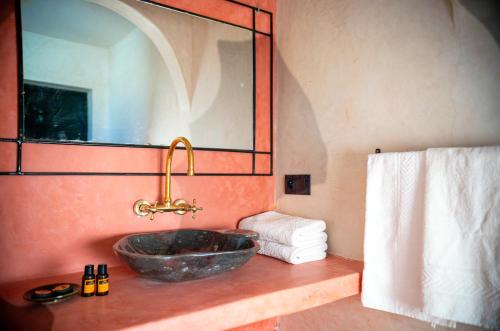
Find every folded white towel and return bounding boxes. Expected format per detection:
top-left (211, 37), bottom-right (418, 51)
top-left (239, 211), bottom-right (327, 246)
top-left (290, 232), bottom-right (328, 247)
top-left (422, 147), bottom-right (500, 329)
top-left (257, 240), bottom-right (327, 264)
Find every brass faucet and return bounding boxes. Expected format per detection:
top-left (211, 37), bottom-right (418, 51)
top-left (133, 137), bottom-right (203, 220)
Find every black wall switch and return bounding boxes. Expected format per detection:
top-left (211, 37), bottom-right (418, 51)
top-left (285, 175), bottom-right (311, 195)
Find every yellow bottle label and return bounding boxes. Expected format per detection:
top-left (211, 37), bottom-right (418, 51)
top-left (83, 279), bottom-right (95, 294)
top-left (97, 278), bottom-right (109, 293)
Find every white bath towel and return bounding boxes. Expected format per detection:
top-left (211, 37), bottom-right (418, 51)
top-left (290, 232), bottom-right (328, 247)
top-left (362, 147), bottom-right (500, 329)
top-left (422, 147), bottom-right (500, 329)
top-left (362, 151), bottom-right (454, 327)
top-left (257, 240), bottom-right (327, 264)
top-left (239, 211), bottom-right (327, 247)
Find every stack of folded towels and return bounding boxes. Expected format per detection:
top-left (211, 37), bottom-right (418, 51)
top-left (238, 211), bottom-right (328, 264)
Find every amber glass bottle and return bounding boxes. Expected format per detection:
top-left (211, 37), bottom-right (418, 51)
top-left (81, 264), bottom-right (95, 297)
top-left (96, 264), bottom-right (109, 296)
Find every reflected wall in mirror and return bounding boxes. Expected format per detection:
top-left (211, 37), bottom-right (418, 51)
top-left (21, 0), bottom-right (253, 150)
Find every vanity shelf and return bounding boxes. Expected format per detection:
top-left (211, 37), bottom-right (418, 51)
top-left (0, 255), bottom-right (362, 331)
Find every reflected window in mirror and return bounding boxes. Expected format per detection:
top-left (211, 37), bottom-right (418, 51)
top-left (24, 82), bottom-right (90, 141)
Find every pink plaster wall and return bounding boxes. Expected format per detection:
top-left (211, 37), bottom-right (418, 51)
top-left (280, 295), bottom-right (486, 331)
top-left (255, 154), bottom-right (271, 174)
top-left (0, 0), bottom-right (276, 284)
top-left (255, 34), bottom-right (272, 152)
top-left (22, 144), bottom-right (254, 174)
top-left (0, 1), bottom-right (17, 139)
top-left (255, 11), bottom-right (271, 35)
top-left (0, 142), bottom-right (16, 172)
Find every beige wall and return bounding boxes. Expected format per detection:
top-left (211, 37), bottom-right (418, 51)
top-left (276, 0), bottom-right (500, 259)
top-left (276, 0), bottom-right (499, 329)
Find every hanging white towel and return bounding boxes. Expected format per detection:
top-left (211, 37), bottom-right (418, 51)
top-left (362, 147), bottom-right (500, 329)
top-left (257, 240), bottom-right (327, 264)
top-left (422, 147), bottom-right (500, 329)
top-left (361, 151), bottom-right (454, 327)
top-left (239, 211), bottom-right (326, 246)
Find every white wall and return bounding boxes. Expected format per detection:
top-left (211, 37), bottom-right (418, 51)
top-left (23, 28), bottom-right (184, 146)
top-left (107, 28), bottom-right (182, 145)
top-left (22, 31), bottom-right (110, 140)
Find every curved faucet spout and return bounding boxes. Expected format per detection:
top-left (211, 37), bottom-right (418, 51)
top-left (165, 136), bottom-right (194, 206)
top-left (133, 136), bottom-right (202, 220)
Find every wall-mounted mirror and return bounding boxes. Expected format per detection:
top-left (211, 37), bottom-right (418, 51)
top-left (20, 0), bottom-right (254, 150)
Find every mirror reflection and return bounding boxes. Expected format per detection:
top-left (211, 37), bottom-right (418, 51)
top-left (21, 0), bottom-right (253, 150)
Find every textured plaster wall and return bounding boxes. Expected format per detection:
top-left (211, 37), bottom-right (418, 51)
top-left (276, 0), bottom-right (500, 260)
top-left (276, 0), bottom-right (499, 329)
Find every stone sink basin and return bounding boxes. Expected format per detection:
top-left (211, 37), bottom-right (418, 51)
top-left (113, 229), bottom-right (259, 282)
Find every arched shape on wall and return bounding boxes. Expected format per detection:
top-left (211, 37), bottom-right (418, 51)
top-left (88, 0), bottom-right (190, 113)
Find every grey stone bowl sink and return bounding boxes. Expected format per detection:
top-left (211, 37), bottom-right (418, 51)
top-left (113, 229), bottom-right (259, 282)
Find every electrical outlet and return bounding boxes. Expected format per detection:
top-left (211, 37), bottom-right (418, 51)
top-left (284, 175), bottom-right (311, 195)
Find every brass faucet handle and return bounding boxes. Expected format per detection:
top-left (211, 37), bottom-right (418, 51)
top-left (190, 199), bottom-right (203, 219)
top-left (149, 201), bottom-right (158, 221)
top-left (134, 199), bottom-right (152, 216)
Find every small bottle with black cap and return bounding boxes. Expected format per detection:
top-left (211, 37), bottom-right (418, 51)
top-left (96, 264), bottom-right (109, 296)
top-left (81, 264), bottom-right (96, 297)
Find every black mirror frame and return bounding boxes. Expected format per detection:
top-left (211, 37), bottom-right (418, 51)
top-left (0, 0), bottom-right (273, 177)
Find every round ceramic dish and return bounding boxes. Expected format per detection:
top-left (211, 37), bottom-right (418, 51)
top-left (23, 283), bottom-right (80, 304)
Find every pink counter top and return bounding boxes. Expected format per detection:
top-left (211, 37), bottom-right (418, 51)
top-left (0, 255), bottom-right (362, 331)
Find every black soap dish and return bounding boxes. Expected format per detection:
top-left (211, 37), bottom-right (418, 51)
top-left (23, 283), bottom-right (80, 304)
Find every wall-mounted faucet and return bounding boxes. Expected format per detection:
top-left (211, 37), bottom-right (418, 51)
top-left (133, 137), bottom-right (203, 220)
